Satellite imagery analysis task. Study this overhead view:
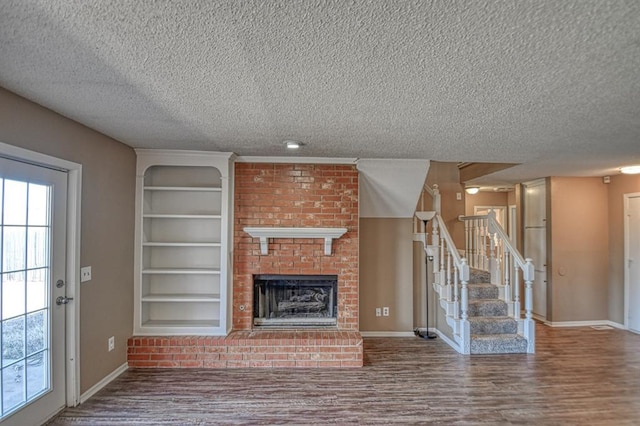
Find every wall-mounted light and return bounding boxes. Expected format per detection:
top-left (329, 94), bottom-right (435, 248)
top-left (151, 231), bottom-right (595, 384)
top-left (620, 165), bottom-right (640, 175)
top-left (465, 186), bottom-right (480, 195)
top-left (284, 140), bottom-right (303, 149)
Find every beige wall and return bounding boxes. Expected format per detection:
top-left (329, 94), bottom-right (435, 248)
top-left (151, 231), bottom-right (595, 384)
top-left (607, 173), bottom-right (640, 324)
top-left (0, 87), bottom-right (135, 393)
top-left (549, 177), bottom-right (609, 322)
top-left (359, 218), bottom-right (414, 332)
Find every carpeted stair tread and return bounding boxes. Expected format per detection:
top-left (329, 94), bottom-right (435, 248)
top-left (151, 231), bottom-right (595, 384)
top-left (468, 299), bottom-right (508, 317)
top-left (467, 283), bottom-right (499, 300)
top-left (468, 268), bottom-right (491, 284)
top-left (469, 316), bottom-right (518, 334)
top-left (470, 334), bottom-right (528, 354)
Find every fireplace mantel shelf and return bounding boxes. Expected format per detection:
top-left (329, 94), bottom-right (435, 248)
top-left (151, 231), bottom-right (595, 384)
top-left (243, 227), bottom-right (348, 255)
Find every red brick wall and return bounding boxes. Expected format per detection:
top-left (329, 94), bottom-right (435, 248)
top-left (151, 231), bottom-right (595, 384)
top-left (233, 163), bottom-right (359, 331)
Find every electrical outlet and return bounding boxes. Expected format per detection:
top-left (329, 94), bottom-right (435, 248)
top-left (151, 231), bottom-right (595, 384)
top-left (108, 336), bottom-right (115, 352)
top-left (80, 266), bottom-right (92, 282)
top-left (383, 307), bottom-right (390, 316)
top-left (375, 308), bottom-right (381, 317)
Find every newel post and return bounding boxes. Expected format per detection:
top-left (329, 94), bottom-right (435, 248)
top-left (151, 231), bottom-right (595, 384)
top-left (432, 184), bottom-right (441, 215)
top-left (459, 258), bottom-right (471, 354)
top-left (523, 258), bottom-right (536, 353)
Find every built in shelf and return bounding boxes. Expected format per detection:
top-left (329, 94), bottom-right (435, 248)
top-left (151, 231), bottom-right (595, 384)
top-left (243, 227), bottom-right (348, 255)
top-left (143, 214), bottom-right (222, 219)
top-left (142, 293), bottom-right (221, 302)
top-left (142, 319), bottom-right (221, 328)
top-left (144, 186), bottom-right (222, 192)
top-left (142, 242), bottom-right (221, 247)
top-left (142, 268), bottom-right (221, 275)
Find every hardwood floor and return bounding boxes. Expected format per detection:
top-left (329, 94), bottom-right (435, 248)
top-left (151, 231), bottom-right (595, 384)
top-left (49, 324), bottom-right (640, 425)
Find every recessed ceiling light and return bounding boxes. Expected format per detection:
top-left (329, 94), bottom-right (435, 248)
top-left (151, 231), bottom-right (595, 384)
top-left (620, 165), bottom-right (640, 175)
top-left (284, 140), bottom-right (303, 149)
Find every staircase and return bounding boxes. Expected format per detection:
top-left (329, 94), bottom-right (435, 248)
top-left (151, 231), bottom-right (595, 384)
top-left (414, 185), bottom-right (535, 355)
top-left (467, 269), bottom-right (528, 354)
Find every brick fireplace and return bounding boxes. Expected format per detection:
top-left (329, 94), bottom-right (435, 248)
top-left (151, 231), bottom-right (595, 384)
top-left (233, 163), bottom-right (359, 331)
top-left (128, 162), bottom-right (363, 368)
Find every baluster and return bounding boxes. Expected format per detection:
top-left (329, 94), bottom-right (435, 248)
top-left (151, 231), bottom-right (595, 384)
top-left (514, 267), bottom-right (521, 319)
top-left (432, 216), bottom-right (440, 247)
top-left (469, 219), bottom-right (478, 268)
top-left (489, 224), bottom-right (496, 279)
top-left (464, 220), bottom-right (470, 265)
top-left (439, 235), bottom-right (445, 285)
top-left (446, 248), bottom-right (452, 289)
top-left (484, 217), bottom-right (489, 270)
top-left (504, 249), bottom-right (511, 315)
top-left (453, 265), bottom-right (459, 319)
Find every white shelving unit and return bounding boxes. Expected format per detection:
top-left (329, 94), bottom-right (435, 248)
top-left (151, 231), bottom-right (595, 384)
top-left (134, 150), bottom-right (234, 335)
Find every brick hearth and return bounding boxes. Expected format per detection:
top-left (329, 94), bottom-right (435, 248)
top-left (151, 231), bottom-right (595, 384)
top-left (128, 163), bottom-right (362, 368)
top-left (127, 330), bottom-right (363, 368)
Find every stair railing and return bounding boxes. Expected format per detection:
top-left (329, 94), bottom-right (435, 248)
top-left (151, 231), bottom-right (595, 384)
top-left (415, 185), bottom-right (473, 353)
top-left (430, 213), bottom-right (471, 353)
top-left (459, 211), bottom-right (536, 352)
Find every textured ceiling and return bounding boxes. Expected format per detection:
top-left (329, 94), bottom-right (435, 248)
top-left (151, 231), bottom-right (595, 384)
top-left (0, 0), bottom-right (639, 184)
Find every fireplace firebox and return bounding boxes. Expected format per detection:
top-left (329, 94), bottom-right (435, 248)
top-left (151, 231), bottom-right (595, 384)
top-left (253, 275), bottom-right (338, 327)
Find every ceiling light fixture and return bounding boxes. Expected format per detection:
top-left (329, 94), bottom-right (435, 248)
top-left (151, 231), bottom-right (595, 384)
top-left (465, 186), bottom-right (480, 195)
top-left (620, 165), bottom-right (640, 175)
top-left (284, 140), bottom-right (303, 149)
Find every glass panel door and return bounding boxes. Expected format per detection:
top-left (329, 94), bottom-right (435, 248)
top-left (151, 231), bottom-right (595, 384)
top-left (0, 157), bottom-right (67, 424)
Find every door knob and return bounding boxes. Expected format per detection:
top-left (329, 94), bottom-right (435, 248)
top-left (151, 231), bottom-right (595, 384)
top-left (56, 296), bottom-right (74, 305)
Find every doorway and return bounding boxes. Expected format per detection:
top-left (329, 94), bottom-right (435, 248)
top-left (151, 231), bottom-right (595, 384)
top-left (0, 143), bottom-right (81, 425)
top-left (625, 193), bottom-right (640, 333)
top-left (523, 179), bottom-right (547, 321)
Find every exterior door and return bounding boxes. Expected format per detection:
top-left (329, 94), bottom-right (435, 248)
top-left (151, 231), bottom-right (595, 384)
top-left (628, 195), bottom-right (640, 333)
top-left (0, 157), bottom-right (68, 425)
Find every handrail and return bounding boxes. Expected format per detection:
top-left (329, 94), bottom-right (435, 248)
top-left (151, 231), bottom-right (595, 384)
top-left (434, 214), bottom-right (468, 280)
top-left (486, 216), bottom-right (532, 281)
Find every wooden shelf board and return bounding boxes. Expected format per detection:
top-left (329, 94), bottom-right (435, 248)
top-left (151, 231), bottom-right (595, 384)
top-left (143, 214), bottom-right (222, 219)
top-left (142, 268), bottom-right (221, 275)
top-left (144, 186), bottom-right (222, 192)
top-left (142, 294), bottom-right (221, 302)
top-left (143, 242), bottom-right (221, 247)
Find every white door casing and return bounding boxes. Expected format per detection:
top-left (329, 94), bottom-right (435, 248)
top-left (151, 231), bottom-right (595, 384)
top-left (523, 179), bottom-right (547, 320)
top-left (625, 194), bottom-right (640, 333)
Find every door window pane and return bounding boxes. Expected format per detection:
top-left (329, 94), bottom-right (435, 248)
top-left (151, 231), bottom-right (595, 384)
top-left (26, 269), bottom-right (47, 313)
top-left (2, 226), bottom-right (26, 273)
top-left (2, 315), bottom-right (25, 367)
top-left (27, 227), bottom-right (48, 269)
top-left (27, 184), bottom-right (48, 226)
top-left (2, 272), bottom-right (25, 319)
top-left (3, 180), bottom-right (27, 225)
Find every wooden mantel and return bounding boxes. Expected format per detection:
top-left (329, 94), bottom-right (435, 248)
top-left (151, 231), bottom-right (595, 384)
top-left (243, 227), bottom-right (348, 255)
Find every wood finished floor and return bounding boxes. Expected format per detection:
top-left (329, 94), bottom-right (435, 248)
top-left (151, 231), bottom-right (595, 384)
top-left (49, 324), bottom-right (640, 425)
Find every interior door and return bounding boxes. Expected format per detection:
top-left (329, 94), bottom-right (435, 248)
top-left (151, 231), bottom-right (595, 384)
top-left (0, 157), bottom-right (67, 425)
top-left (628, 195), bottom-right (640, 333)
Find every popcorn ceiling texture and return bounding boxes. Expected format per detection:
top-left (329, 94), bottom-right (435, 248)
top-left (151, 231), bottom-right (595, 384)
top-left (0, 1), bottom-right (639, 182)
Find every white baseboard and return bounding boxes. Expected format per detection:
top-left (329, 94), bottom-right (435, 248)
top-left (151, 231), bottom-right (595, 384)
top-left (79, 362), bottom-right (128, 404)
top-left (360, 331), bottom-right (416, 337)
top-left (545, 320), bottom-right (626, 330)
